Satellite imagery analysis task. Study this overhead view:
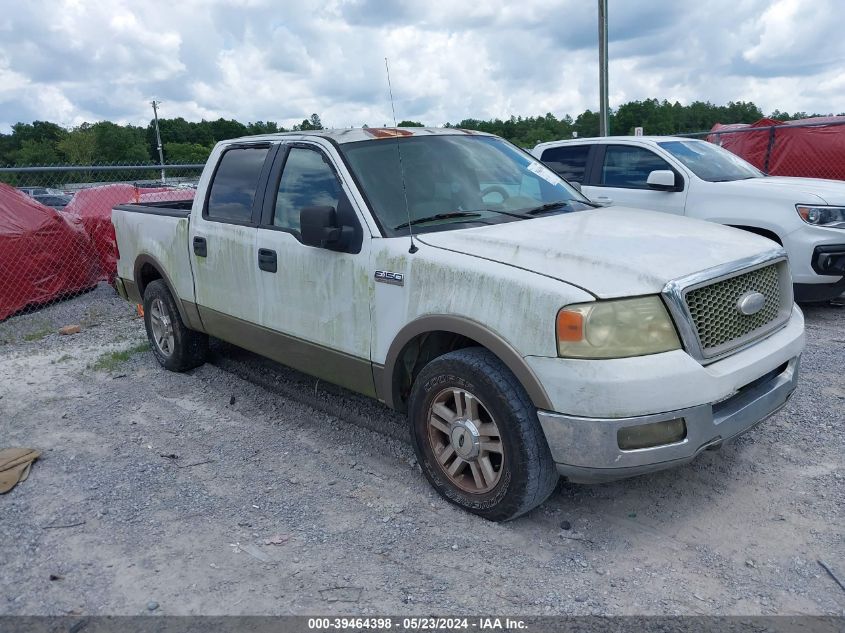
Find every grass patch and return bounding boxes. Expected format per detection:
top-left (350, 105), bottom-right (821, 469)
top-left (23, 327), bottom-right (54, 342)
top-left (90, 342), bottom-right (151, 372)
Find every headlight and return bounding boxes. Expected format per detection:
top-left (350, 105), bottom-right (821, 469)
top-left (556, 296), bottom-right (681, 359)
top-left (796, 204), bottom-right (845, 228)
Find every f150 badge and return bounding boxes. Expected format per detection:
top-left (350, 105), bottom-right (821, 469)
top-left (375, 270), bottom-right (404, 286)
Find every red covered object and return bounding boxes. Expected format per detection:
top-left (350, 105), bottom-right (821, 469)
top-left (709, 116), bottom-right (845, 180)
top-left (63, 184), bottom-right (194, 281)
top-left (0, 183), bottom-right (100, 321)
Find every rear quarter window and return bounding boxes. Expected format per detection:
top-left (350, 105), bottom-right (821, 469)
top-left (206, 146), bottom-right (270, 223)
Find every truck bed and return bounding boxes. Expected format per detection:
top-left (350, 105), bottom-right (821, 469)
top-left (113, 199), bottom-right (193, 218)
top-left (112, 199), bottom-right (197, 306)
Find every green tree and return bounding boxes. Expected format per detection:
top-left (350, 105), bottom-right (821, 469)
top-left (164, 142), bottom-right (213, 164)
top-left (246, 120), bottom-right (284, 135)
top-left (294, 114), bottom-right (323, 131)
top-left (57, 124), bottom-right (97, 164)
top-left (90, 121), bottom-right (150, 163)
top-left (397, 120), bottom-right (424, 127)
top-left (14, 139), bottom-right (62, 165)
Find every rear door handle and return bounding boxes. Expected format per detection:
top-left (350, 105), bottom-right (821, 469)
top-left (193, 236), bottom-right (207, 257)
top-left (258, 248), bottom-right (277, 273)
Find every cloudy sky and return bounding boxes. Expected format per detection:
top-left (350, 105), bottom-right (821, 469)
top-left (0, 0), bottom-right (843, 132)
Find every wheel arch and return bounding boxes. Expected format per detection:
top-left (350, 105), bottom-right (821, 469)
top-left (133, 254), bottom-right (202, 331)
top-left (726, 224), bottom-right (783, 245)
top-left (380, 315), bottom-right (554, 413)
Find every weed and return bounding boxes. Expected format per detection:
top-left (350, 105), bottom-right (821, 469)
top-left (23, 327), bottom-right (53, 342)
top-left (90, 342), bottom-right (150, 372)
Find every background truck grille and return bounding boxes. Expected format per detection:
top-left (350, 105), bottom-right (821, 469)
top-left (685, 263), bottom-right (784, 355)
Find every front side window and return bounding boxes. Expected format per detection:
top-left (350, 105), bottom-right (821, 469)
top-left (273, 147), bottom-right (341, 233)
top-left (541, 145), bottom-right (591, 183)
top-left (206, 146), bottom-right (270, 223)
top-left (340, 135), bottom-right (591, 236)
top-left (600, 145), bottom-right (673, 189)
top-left (657, 139), bottom-right (763, 182)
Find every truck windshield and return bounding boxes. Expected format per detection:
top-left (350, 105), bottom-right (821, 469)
top-left (657, 139), bottom-right (763, 182)
top-left (340, 135), bottom-right (592, 236)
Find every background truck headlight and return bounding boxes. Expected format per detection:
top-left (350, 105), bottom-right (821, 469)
top-left (796, 204), bottom-right (845, 228)
top-left (556, 296), bottom-right (681, 359)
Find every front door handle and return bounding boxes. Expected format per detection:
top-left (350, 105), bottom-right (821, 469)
top-left (258, 248), bottom-right (277, 273)
top-left (593, 196), bottom-right (614, 207)
top-left (193, 236), bottom-right (207, 257)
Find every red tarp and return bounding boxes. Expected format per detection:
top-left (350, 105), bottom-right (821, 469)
top-left (709, 116), bottom-right (845, 180)
top-left (0, 183), bottom-right (100, 321)
top-left (63, 184), bottom-right (195, 282)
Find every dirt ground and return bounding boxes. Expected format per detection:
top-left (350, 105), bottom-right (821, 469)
top-left (1, 285), bottom-right (843, 616)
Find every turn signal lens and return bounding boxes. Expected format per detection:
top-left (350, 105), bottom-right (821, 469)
top-left (556, 296), bottom-right (681, 359)
top-left (555, 310), bottom-right (583, 342)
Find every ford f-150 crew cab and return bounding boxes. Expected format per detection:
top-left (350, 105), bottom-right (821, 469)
top-left (112, 128), bottom-right (805, 521)
top-left (532, 136), bottom-right (845, 302)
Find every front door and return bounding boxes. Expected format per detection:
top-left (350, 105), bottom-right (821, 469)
top-left (582, 144), bottom-right (688, 214)
top-left (255, 143), bottom-right (375, 396)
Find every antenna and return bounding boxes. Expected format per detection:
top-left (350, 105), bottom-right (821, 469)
top-left (385, 57), bottom-right (418, 254)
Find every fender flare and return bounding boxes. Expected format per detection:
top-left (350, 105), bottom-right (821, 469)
top-left (133, 254), bottom-right (204, 332)
top-left (380, 315), bottom-right (554, 411)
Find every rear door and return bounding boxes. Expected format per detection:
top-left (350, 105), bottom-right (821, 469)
top-left (538, 143), bottom-right (595, 187)
top-left (582, 143), bottom-right (688, 213)
top-left (189, 143), bottom-right (276, 328)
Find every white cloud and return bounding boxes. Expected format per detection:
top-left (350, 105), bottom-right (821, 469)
top-left (0, 0), bottom-right (843, 133)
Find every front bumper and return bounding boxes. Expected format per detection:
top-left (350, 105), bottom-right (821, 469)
top-left (538, 356), bottom-right (799, 483)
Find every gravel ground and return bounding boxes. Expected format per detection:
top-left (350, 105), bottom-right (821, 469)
top-left (0, 286), bottom-right (843, 616)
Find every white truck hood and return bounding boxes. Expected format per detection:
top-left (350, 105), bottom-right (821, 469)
top-left (417, 207), bottom-right (776, 298)
top-left (716, 176), bottom-right (845, 205)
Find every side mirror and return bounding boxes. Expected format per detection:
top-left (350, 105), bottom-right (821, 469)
top-left (646, 170), bottom-right (677, 191)
top-left (300, 206), bottom-right (353, 249)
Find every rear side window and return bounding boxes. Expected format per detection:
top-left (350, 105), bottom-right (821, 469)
top-left (206, 146), bottom-right (270, 223)
top-left (600, 145), bottom-right (672, 189)
top-left (540, 145), bottom-right (591, 183)
top-left (273, 147), bottom-right (341, 234)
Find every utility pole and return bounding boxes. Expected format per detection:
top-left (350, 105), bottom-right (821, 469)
top-left (151, 100), bottom-right (165, 184)
top-left (598, 0), bottom-right (609, 136)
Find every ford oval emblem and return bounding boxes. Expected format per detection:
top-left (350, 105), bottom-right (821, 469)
top-left (737, 291), bottom-right (766, 316)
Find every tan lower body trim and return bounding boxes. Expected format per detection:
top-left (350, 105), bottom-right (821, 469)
top-left (199, 306), bottom-right (377, 399)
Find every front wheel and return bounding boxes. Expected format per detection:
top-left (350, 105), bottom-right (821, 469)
top-left (143, 279), bottom-right (208, 372)
top-left (408, 347), bottom-right (558, 521)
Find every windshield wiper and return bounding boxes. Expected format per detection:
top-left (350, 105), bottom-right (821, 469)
top-left (522, 199), bottom-right (598, 215)
top-left (393, 211), bottom-right (483, 230)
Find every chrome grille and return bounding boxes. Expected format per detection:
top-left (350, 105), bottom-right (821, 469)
top-left (685, 263), bottom-right (784, 356)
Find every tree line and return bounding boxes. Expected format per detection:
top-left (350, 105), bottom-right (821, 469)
top-left (1, 100), bottom-right (840, 167)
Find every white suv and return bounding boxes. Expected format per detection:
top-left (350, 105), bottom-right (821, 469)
top-left (532, 137), bottom-right (845, 302)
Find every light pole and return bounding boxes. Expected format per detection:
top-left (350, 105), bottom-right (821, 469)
top-left (598, 0), bottom-right (609, 136)
top-left (151, 100), bottom-right (165, 184)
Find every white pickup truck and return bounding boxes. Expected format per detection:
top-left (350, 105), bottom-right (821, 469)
top-left (532, 136), bottom-right (845, 302)
top-left (112, 128), bottom-right (804, 521)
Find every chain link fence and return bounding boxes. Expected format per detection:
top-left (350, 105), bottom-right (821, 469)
top-left (674, 118), bottom-right (845, 181)
top-left (0, 163), bottom-right (202, 322)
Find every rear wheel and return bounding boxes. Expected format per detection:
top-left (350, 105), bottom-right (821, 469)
top-left (408, 347), bottom-right (558, 521)
top-left (143, 280), bottom-right (208, 372)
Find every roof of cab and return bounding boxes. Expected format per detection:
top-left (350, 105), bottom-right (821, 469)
top-left (221, 127), bottom-right (496, 146)
top-left (534, 135), bottom-right (696, 150)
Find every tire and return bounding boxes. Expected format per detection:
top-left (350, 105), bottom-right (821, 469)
top-left (408, 347), bottom-right (558, 521)
top-left (143, 279), bottom-right (208, 372)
